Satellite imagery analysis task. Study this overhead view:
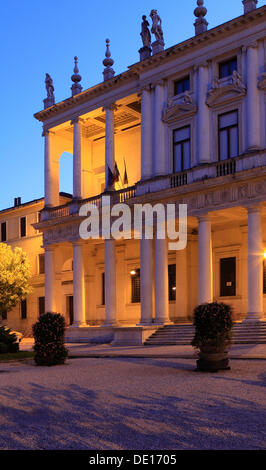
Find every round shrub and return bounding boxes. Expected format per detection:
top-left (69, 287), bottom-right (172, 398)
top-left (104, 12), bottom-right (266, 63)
top-left (192, 301), bottom-right (233, 349)
top-left (0, 326), bottom-right (19, 354)
top-left (33, 313), bottom-right (68, 366)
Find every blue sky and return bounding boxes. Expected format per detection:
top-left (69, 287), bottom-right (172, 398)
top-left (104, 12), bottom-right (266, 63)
top-left (0, 0), bottom-right (265, 210)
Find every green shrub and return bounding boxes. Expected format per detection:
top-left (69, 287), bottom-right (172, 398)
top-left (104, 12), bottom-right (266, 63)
top-left (0, 326), bottom-right (19, 354)
top-left (192, 301), bottom-right (233, 349)
top-left (33, 313), bottom-right (68, 366)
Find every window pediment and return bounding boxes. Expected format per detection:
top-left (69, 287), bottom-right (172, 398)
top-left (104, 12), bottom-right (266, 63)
top-left (163, 92), bottom-right (197, 123)
top-left (206, 72), bottom-right (246, 108)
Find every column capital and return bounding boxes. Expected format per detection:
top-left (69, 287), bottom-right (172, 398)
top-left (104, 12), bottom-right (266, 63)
top-left (194, 61), bottom-right (209, 72)
top-left (102, 102), bottom-right (117, 112)
top-left (245, 203), bottom-right (262, 214)
top-left (42, 128), bottom-right (55, 137)
top-left (70, 116), bottom-right (84, 126)
top-left (151, 78), bottom-right (166, 89)
top-left (198, 213), bottom-right (210, 223)
top-left (137, 83), bottom-right (152, 96)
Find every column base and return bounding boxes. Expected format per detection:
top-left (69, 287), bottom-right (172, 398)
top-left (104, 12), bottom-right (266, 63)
top-left (243, 312), bottom-right (263, 323)
top-left (137, 321), bottom-right (154, 326)
top-left (153, 320), bottom-right (173, 326)
top-left (70, 322), bottom-right (87, 328)
top-left (102, 322), bottom-right (119, 328)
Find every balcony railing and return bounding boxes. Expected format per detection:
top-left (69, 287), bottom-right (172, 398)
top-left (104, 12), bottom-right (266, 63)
top-left (40, 150), bottom-right (265, 222)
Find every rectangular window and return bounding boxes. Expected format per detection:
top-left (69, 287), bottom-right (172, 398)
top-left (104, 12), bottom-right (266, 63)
top-left (1, 222), bottom-right (7, 242)
top-left (39, 253), bottom-right (45, 274)
top-left (173, 126), bottom-right (191, 173)
top-left (174, 76), bottom-right (190, 95)
top-left (2, 310), bottom-right (7, 320)
top-left (218, 111), bottom-right (238, 160)
top-left (219, 57), bottom-right (237, 79)
top-left (131, 269), bottom-right (140, 303)
top-left (38, 297), bottom-right (45, 317)
top-left (168, 264), bottom-right (176, 301)
top-left (21, 299), bottom-right (27, 319)
top-left (220, 257), bottom-right (236, 297)
top-left (102, 272), bottom-right (105, 305)
top-left (20, 217), bottom-right (26, 238)
top-left (66, 296), bottom-right (73, 326)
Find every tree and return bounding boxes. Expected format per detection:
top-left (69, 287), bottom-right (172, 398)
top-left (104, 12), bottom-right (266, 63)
top-left (0, 243), bottom-right (32, 316)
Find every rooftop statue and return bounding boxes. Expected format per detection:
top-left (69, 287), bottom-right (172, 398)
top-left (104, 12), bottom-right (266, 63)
top-left (140, 15), bottom-right (151, 48)
top-left (45, 73), bottom-right (54, 99)
top-left (150, 9), bottom-right (164, 42)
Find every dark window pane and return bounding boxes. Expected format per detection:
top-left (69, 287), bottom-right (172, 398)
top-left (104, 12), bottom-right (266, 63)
top-left (183, 141), bottom-right (191, 170)
top-left (173, 126), bottom-right (191, 173)
top-left (38, 297), bottom-right (45, 317)
top-left (39, 254), bottom-right (45, 274)
top-left (102, 272), bottom-right (105, 305)
top-left (1, 222), bottom-right (6, 242)
top-left (168, 264), bottom-right (176, 301)
top-left (230, 127), bottom-right (239, 158)
top-left (174, 126), bottom-right (190, 143)
top-left (263, 260), bottom-right (266, 294)
top-left (174, 144), bottom-right (182, 173)
top-left (2, 310), bottom-right (7, 320)
top-left (218, 111), bottom-right (238, 160)
top-left (219, 57), bottom-right (237, 79)
top-left (174, 76), bottom-right (190, 95)
top-left (67, 296), bottom-right (73, 325)
top-left (220, 257), bottom-right (236, 297)
top-left (131, 268), bottom-right (140, 303)
top-left (20, 217), bottom-right (26, 238)
top-left (21, 299), bottom-right (27, 319)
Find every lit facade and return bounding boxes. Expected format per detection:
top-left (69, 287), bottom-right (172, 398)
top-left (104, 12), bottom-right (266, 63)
top-left (3, 2), bottom-right (266, 343)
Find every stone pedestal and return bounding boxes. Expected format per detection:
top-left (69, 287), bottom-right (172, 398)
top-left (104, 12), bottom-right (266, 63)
top-left (151, 39), bottom-right (164, 55)
top-left (43, 97), bottom-right (55, 109)
top-left (139, 46), bottom-right (151, 61)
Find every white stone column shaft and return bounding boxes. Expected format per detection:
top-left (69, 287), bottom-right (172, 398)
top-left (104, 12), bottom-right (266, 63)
top-left (155, 237), bottom-right (170, 323)
top-left (154, 83), bottom-right (167, 176)
top-left (105, 105), bottom-right (115, 190)
top-left (198, 215), bottom-right (213, 304)
top-left (140, 238), bottom-right (154, 324)
top-left (141, 89), bottom-right (152, 180)
top-left (73, 118), bottom-right (83, 199)
top-left (73, 242), bottom-right (86, 326)
top-left (44, 131), bottom-right (59, 207)
top-left (104, 239), bottom-right (116, 325)
top-left (45, 246), bottom-right (56, 312)
top-left (197, 65), bottom-right (210, 164)
top-left (246, 206), bottom-right (263, 321)
top-left (246, 44), bottom-right (260, 150)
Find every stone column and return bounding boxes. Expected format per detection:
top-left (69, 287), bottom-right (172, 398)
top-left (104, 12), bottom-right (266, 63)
top-left (175, 247), bottom-right (188, 320)
top-left (44, 130), bottom-right (59, 207)
top-left (45, 246), bottom-right (56, 312)
top-left (154, 82), bottom-right (167, 176)
top-left (245, 206), bottom-right (263, 322)
top-left (140, 238), bottom-right (154, 324)
top-left (246, 43), bottom-right (260, 151)
top-left (198, 215), bottom-right (213, 304)
top-left (197, 64), bottom-right (210, 164)
top-left (105, 104), bottom-right (115, 190)
top-left (104, 239), bottom-right (116, 325)
top-left (73, 241), bottom-right (86, 326)
top-left (154, 237), bottom-right (170, 324)
top-left (141, 87), bottom-right (152, 180)
top-left (72, 118), bottom-right (83, 199)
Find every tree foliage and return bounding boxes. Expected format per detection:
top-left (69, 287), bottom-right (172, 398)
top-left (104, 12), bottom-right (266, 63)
top-left (0, 243), bottom-right (32, 314)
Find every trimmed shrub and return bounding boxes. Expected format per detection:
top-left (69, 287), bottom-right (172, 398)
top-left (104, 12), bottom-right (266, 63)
top-left (33, 313), bottom-right (68, 366)
top-left (192, 301), bottom-right (233, 349)
top-left (0, 326), bottom-right (19, 354)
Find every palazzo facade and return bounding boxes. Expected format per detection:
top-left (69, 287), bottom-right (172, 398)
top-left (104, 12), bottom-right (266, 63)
top-left (3, 1), bottom-right (266, 343)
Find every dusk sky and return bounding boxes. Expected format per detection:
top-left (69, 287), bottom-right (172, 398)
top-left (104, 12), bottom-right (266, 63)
top-left (0, 0), bottom-right (265, 210)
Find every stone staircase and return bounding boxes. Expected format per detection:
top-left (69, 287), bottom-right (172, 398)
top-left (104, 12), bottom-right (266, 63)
top-left (144, 322), bottom-right (266, 346)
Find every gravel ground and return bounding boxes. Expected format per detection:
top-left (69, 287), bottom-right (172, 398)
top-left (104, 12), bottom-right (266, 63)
top-left (0, 357), bottom-right (265, 450)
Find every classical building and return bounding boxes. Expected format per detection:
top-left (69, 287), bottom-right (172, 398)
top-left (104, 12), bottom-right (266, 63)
top-left (3, 1), bottom-right (266, 343)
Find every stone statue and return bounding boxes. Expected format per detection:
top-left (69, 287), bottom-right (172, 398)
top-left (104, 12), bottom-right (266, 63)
top-left (45, 73), bottom-right (54, 98)
top-left (140, 15), bottom-right (151, 48)
top-left (150, 9), bottom-right (164, 42)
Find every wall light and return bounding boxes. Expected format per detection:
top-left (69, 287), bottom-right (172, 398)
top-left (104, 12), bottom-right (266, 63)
top-left (264, 251), bottom-right (266, 259)
top-left (130, 270), bottom-right (136, 276)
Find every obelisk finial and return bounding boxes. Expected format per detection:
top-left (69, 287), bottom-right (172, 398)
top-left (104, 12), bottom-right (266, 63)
top-left (194, 0), bottom-right (208, 36)
top-left (71, 56), bottom-right (82, 96)
top-left (103, 39), bottom-right (115, 81)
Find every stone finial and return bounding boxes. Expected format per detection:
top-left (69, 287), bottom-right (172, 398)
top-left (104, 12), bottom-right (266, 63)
top-left (44, 73), bottom-right (55, 109)
top-left (71, 56), bottom-right (82, 96)
top-left (242, 0), bottom-right (258, 14)
top-left (103, 39), bottom-right (115, 81)
top-left (194, 0), bottom-right (208, 36)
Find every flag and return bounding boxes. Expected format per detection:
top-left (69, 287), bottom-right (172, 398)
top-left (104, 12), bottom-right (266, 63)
top-left (107, 165), bottom-right (115, 187)
top-left (114, 162), bottom-right (120, 183)
top-left (123, 157), bottom-right (128, 186)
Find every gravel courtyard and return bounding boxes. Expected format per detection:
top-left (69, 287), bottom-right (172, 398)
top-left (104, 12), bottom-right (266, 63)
top-left (0, 357), bottom-right (265, 450)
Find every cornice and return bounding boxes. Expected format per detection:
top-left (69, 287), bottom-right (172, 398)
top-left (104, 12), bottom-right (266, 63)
top-left (34, 5), bottom-right (266, 124)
